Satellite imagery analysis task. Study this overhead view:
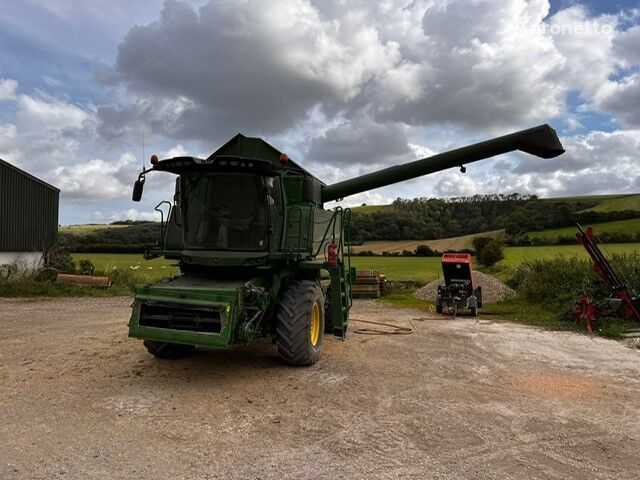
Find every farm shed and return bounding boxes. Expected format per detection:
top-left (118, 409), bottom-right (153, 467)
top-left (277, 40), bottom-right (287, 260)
top-left (0, 158), bottom-right (59, 269)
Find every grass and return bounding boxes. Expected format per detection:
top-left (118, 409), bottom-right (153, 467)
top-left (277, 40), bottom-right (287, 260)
top-left (482, 296), bottom-right (569, 329)
top-left (379, 291), bottom-right (433, 311)
top-left (59, 224), bottom-right (129, 234)
top-left (71, 244), bottom-right (640, 285)
top-left (580, 194), bottom-right (640, 213)
top-left (71, 253), bottom-right (179, 283)
top-left (350, 204), bottom-right (391, 214)
top-left (378, 289), bottom-right (624, 338)
top-left (526, 218), bottom-right (640, 240)
top-left (352, 230), bottom-right (503, 254)
top-left (354, 243), bottom-right (640, 282)
top-left (350, 256), bottom-right (442, 283)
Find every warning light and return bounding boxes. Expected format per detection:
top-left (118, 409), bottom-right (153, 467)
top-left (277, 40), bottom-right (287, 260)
top-left (279, 153), bottom-right (289, 164)
top-left (150, 154), bottom-right (159, 165)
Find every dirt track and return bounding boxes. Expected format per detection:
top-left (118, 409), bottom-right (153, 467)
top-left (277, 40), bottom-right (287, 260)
top-left (1, 297), bottom-right (640, 479)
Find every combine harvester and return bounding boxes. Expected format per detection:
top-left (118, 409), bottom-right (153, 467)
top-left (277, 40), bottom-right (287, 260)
top-left (128, 125), bottom-right (564, 365)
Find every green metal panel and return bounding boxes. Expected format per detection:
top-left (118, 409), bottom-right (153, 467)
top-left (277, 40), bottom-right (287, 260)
top-left (0, 159), bottom-right (59, 252)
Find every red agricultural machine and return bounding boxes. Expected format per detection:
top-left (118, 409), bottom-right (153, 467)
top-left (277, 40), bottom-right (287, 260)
top-left (435, 253), bottom-right (482, 317)
top-left (575, 224), bottom-right (640, 332)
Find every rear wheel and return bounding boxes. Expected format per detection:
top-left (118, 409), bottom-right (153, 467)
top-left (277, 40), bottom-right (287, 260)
top-left (143, 340), bottom-right (195, 359)
top-left (470, 306), bottom-right (478, 317)
top-left (435, 299), bottom-right (443, 314)
top-left (276, 280), bottom-right (325, 366)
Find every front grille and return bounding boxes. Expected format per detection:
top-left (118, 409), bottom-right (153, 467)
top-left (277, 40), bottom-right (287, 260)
top-left (139, 302), bottom-right (223, 333)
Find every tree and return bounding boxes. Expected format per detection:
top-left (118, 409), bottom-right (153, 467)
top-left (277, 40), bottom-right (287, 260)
top-left (473, 238), bottom-right (504, 267)
top-left (414, 244), bottom-right (437, 257)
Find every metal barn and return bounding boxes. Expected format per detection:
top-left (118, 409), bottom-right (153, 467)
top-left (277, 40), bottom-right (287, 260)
top-left (0, 158), bottom-right (59, 269)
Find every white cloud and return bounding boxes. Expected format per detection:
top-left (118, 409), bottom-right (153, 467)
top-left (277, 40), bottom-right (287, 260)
top-left (16, 93), bottom-right (90, 132)
top-left (0, 79), bottom-right (18, 101)
top-left (0, 124), bottom-right (18, 153)
top-left (100, 0), bottom-right (401, 141)
top-left (435, 128), bottom-right (640, 197)
top-left (51, 152), bottom-right (140, 200)
top-left (92, 208), bottom-right (160, 223)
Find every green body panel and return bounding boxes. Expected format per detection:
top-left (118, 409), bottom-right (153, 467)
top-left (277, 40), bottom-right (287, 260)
top-left (129, 286), bottom-right (237, 348)
top-left (130, 125), bottom-right (564, 350)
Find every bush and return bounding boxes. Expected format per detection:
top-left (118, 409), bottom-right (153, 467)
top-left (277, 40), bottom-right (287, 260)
top-left (78, 259), bottom-right (96, 276)
top-left (47, 246), bottom-right (76, 273)
top-left (414, 244), bottom-right (438, 257)
top-left (513, 257), bottom-right (594, 305)
top-left (511, 253), bottom-right (640, 330)
top-left (472, 237), bottom-right (504, 267)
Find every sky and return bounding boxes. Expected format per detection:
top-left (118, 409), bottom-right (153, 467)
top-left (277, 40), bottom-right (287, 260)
top-left (0, 0), bottom-right (639, 225)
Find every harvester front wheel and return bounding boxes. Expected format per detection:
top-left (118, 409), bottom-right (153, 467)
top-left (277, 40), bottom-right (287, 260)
top-left (143, 340), bottom-right (195, 359)
top-left (276, 280), bottom-right (325, 366)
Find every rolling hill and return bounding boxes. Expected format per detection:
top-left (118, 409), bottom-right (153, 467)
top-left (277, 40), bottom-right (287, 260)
top-left (349, 193), bottom-right (640, 215)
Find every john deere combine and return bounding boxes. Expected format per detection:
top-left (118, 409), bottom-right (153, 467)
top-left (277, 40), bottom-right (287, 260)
top-left (129, 125), bottom-right (564, 365)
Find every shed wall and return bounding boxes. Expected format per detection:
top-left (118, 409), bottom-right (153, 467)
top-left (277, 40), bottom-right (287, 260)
top-left (0, 160), bottom-right (59, 252)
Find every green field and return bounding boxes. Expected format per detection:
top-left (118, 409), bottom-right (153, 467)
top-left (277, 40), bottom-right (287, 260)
top-left (61, 224), bottom-right (128, 234)
top-left (349, 204), bottom-right (391, 214)
top-left (73, 242), bottom-right (640, 285)
top-left (526, 218), bottom-right (640, 240)
top-left (580, 194), bottom-right (640, 212)
top-left (72, 253), bottom-right (179, 282)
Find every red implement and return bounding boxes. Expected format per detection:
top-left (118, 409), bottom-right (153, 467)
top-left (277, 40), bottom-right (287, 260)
top-left (575, 225), bottom-right (640, 323)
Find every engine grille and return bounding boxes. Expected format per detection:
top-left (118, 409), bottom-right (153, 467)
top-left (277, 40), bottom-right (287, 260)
top-left (139, 302), bottom-right (223, 333)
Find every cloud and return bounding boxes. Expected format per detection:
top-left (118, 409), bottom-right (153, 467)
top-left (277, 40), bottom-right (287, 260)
top-left (361, 0), bottom-right (566, 130)
top-left (596, 73), bottom-right (640, 126)
top-left (305, 119), bottom-right (411, 166)
top-left (3, 1), bottom-right (640, 224)
top-left (435, 128), bottom-right (640, 197)
top-left (612, 24), bottom-right (640, 65)
top-left (513, 128), bottom-right (640, 173)
top-left (0, 79), bottom-right (18, 100)
top-left (15, 92), bottom-right (91, 132)
top-left (100, 0), bottom-right (400, 142)
top-left (92, 208), bottom-right (160, 223)
top-left (51, 152), bottom-right (140, 200)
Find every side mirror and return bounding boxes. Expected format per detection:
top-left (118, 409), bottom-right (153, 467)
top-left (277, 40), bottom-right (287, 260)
top-left (132, 178), bottom-right (145, 202)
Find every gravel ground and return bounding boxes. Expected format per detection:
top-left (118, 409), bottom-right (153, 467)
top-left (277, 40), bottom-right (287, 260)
top-left (415, 271), bottom-right (516, 303)
top-left (1, 297), bottom-right (640, 479)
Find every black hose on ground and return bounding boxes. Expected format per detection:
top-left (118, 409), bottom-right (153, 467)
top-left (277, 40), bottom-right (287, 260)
top-left (349, 318), bottom-right (415, 335)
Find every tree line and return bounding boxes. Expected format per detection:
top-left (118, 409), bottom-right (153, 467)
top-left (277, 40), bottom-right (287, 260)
top-left (350, 195), bottom-right (640, 243)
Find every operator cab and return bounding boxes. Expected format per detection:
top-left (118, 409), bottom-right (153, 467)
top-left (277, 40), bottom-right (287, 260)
top-left (181, 172), bottom-right (282, 251)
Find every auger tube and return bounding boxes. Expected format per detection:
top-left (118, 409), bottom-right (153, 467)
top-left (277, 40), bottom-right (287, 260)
top-left (321, 124), bottom-right (564, 203)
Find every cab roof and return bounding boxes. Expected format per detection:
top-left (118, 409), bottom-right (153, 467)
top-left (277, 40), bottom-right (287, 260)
top-left (207, 133), bottom-right (321, 181)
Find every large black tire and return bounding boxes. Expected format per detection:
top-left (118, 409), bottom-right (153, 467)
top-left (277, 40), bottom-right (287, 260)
top-left (143, 340), bottom-right (195, 359)
top-left (276, 280), bottom-right (325, 366)
top-left (324, 286), bottom-right (334, 333)
top-left (470, 306), bottom-right (478, 317)
top-left (435, 300), bottom-right (443, 314)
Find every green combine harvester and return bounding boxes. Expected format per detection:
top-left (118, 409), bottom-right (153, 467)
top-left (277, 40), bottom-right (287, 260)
top-left (128, 124), bottom-right (564, 365)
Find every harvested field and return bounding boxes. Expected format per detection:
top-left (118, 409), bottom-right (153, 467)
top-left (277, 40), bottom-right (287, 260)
top-left (350, 230), bottom-right (503, 254)
top-left (414, 271), bottom-right (515, 303)
top-left (2, 297), bottom-right (640, 479)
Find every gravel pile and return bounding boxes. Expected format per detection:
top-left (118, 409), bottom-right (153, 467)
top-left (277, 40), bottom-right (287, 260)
top-left (414, 271), bottom-right (515, 303)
